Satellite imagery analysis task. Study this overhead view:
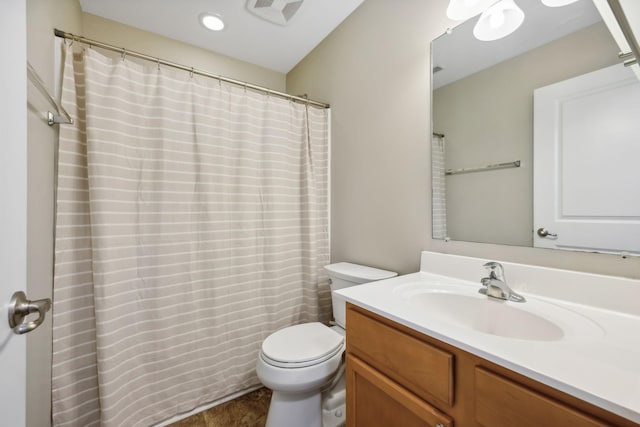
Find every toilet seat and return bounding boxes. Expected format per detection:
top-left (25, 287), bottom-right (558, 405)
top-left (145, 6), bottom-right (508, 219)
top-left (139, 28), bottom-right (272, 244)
top-left (261, 322), bottom-right (344, 368)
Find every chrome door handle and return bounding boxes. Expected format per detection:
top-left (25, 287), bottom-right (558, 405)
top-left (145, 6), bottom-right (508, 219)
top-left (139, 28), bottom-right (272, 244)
top-left (8, 291), bottom-right (51, 334)
top-left (537, 228), bottom-right (558, 238)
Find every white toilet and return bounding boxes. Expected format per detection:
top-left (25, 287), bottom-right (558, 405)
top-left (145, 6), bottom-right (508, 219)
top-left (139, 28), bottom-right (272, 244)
top-left (256, 262), bottom-right (397, 427)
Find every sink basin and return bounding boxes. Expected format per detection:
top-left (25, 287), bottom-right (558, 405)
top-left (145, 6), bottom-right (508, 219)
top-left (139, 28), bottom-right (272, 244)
top-left (408, 292), bottom-right (563, 340)
top-left (395, 283), bottom-right (603, 342)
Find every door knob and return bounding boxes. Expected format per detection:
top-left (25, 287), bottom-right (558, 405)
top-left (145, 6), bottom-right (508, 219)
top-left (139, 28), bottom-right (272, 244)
top-left (8, 291), bottom-right (51, 334)
top-left (537, 228), bottom-right (558, 238)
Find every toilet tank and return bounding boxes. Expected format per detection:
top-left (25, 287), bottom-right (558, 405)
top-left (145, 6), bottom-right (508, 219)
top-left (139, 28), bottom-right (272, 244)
top-left (324, 262), bottom-right (397, 328)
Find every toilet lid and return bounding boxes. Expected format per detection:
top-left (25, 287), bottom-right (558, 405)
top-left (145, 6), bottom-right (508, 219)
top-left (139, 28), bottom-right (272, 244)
top-left (261, 322), bottom-right (344, 368)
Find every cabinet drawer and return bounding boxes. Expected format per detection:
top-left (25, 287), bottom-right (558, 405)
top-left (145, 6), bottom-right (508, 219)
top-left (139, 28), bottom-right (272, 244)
top-left (475, 367), bottom-right (610, 427)
top-left (347, 354), bottom-right (453, 427)
top-left (346, 306), bottom-right (454, 406)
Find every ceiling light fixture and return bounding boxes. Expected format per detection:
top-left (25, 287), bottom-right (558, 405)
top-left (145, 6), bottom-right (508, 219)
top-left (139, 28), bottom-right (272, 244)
top-left (446, 0), bottom-right (499, 21)
top-left (447, 0), bottom-right (580, 42)
top-left (473, 0), bottom-right (525, 41)
top-left (200, 14), bottom-right (225, 31)
top-left (541, 0), bottom-right (579, 6)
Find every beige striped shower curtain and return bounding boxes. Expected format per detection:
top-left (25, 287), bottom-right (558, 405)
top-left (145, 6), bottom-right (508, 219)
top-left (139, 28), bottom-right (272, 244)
top-left (431, 135), bottom-right (447, 239)
top-left (52, 45), bottom-right (330, 427)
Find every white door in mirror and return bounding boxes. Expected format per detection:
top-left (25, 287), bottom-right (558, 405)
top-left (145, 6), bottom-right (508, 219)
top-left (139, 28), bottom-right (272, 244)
top-left (533, 63), bottom-right (640, 255)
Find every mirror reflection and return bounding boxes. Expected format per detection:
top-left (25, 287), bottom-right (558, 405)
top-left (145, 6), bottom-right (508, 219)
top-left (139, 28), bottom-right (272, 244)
top-left (431, 0), bottom-right (640, 255)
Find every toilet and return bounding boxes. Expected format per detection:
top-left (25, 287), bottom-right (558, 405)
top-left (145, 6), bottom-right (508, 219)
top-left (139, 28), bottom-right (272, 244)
top-left (256, 262), bottom-right (397, 427)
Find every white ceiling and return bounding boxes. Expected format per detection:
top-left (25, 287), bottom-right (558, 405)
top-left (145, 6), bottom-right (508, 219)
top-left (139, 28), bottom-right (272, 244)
top-left (79, 0), bottom-right (365, 73)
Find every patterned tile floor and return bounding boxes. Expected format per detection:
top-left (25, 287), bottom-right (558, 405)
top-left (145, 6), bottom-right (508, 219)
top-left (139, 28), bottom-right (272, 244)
top-left (168, 388), bottom-right (272, 427)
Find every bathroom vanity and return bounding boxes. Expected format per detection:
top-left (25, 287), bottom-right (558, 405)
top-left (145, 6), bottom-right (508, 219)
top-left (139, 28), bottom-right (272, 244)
top-left (336, 252), bottom-right (640, 427)
top-left (346, 304), bottom-right (634, 427)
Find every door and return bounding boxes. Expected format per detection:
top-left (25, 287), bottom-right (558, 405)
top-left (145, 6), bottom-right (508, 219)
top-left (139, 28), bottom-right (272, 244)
top-left (0, 0), bottom-right (28, 426)
top-left (533, 63), bottom-right (640, 255)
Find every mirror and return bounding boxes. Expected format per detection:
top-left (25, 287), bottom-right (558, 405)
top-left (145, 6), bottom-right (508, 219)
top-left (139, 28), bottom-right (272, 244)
top-left (431, 0), bottom-right (640, 255)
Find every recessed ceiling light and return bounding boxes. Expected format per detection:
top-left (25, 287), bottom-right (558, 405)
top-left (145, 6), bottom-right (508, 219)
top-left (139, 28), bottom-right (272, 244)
top-left (200, 14), bottom-right (225, 31)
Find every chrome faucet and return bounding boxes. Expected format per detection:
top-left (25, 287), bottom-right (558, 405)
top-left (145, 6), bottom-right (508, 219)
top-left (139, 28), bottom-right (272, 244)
top-left (479, 262), bottom-right (526, 303)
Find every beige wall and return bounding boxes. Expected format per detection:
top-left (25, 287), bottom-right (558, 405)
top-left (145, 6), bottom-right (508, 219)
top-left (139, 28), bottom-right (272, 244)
top-left (25, 3), bottom-right (286, 426)
top-left (287, 0), bottom-right (640, 279)
top-left (434, 23), bottom-right (619, 247)
top-left (81, 13), bottom-right (285, 92)
top-left (287, 0), bottom-right (442, 274)
top-left (26, 2), bottom-right (82, 426)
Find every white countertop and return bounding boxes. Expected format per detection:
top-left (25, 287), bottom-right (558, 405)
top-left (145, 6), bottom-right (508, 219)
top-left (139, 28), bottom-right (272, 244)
top-left (335, 252), bottom-right (640, 423)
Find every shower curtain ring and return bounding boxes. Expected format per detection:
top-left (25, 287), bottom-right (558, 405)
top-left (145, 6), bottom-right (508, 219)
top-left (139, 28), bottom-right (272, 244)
top-left (190, 67), bottom-right (194, 78)
top-left (157, 58), bottom-right (160, 71)
top-left (121, 49), bottom-right (127, 61)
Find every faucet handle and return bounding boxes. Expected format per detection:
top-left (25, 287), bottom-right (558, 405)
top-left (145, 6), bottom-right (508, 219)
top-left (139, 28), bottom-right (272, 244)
top-left (482, 261), bottom-right (505, 281)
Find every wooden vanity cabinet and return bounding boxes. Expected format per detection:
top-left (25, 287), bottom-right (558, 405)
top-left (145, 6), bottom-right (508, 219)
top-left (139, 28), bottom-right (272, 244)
top-left (346, 303), bottom-right (638, 427)
top-left (347, 355), bottom-right (453, 427)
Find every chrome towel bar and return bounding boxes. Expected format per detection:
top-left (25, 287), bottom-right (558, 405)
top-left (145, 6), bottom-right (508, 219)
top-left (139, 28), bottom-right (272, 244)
top-left (445, 160), bottom-right (521, 176)
top-left (27, 62), bottom-right (73, 126)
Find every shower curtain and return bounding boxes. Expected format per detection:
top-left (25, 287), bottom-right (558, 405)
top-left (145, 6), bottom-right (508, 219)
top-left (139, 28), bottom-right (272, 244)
top-left (431, 135), bottom-right (447, 239)
top-left (52, 45), bottom-right (330, 427)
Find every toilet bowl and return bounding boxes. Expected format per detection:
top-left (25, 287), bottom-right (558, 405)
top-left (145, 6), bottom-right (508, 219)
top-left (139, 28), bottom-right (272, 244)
top-left (256, 262), bottom-right (397, 427)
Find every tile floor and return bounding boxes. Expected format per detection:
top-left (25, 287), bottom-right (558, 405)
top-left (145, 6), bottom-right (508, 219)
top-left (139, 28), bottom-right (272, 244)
top-left (168, 387), bottom-right (272, 427)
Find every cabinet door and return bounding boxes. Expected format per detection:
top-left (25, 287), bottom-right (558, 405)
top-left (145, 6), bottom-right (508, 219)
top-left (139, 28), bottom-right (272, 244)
top-left (475, 367), bottom-right (611, 427)
top-left (347, 306), bottom-right (454, 406)
top-left (346, 355), bottom-right (453, 427)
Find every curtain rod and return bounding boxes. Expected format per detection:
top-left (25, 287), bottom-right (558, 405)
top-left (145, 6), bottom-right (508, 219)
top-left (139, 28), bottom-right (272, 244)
top-left (53, 29), bottom-right (330, 109)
